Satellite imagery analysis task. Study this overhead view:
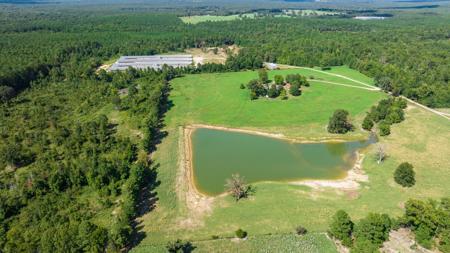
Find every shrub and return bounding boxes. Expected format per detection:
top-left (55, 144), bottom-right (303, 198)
top-left (394, 98), bottom-right (407, 109)
top-left (166, 239), bottom-right (195, 253)
top-left (211, 235), bottom-right (219, 240)
top-left (362, 115), bottom-right (374, 131)
top-left (268, 84), bottom-right (279, 98)
top-left (329, 210), bottom-right (354, 247)
top-left (353, 213), bottom-right (391, 247)
top-left (351, 237), bottom-right (379, 253)
top-left (240, 83), bottom-right (245, 89)
top-left (386, 107), bottom-right (404, 124)
top-left (295, 226), bottom-right (308, 235)
top-left (378, 121), bottom-right (391, 136)
top-left (415, 225), bottom-right (433, 249)
top-left (0, 85), bottom-right (15, 102)
top-left (112, 95), bottom-right (121, 110)
top-left (394, 162), bottom-right (415, 187)
top-left (289, 83), bottom-right (301, 96)
top-left (438, 229), bottom-right (450, 253)
top-left (258, 69), bottom-right (268, 83)
top-left (235, 228), bottom-right (247, 239)
top-left (328, 109), bottom-right (354, 134)
top-left (279, 89), bottom-right (287, 100)
top-left (274, 75), bottom-right (284, 85)
top-left (250, 91), bottom-right (258, 100)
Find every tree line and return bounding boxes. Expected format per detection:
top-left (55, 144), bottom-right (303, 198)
top-left (329, 197), bottom-right (450, 252)
top-left (1, 10), bottom-right (449, 107)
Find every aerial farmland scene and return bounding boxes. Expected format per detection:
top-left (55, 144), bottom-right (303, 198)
top-left (0, 0), bottom-right (449, 252)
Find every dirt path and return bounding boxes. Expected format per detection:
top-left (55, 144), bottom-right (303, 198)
top-left (308, 79), bottom-right (379, 91)
top-left (270, 63), bottom-right (450, 121)
top-left (381, 228), bottom-right (437, 253)
top-left (300, 67), bottom-right (378, 89)
top-left (400, 95), bottom-right (450, 120)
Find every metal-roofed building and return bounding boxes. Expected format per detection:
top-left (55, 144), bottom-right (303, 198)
top-left (109, 54), bottom-right (193, 71)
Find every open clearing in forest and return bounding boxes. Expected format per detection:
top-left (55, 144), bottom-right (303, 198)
top-left (179, 13), bottom-right (256, 24)
top-left (131, 66), bottom-right (450, 252)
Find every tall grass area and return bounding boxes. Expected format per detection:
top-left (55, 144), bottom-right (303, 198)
top-left (131, 67), bottom-right (450, 251)
top-left (133, 233), bottom-right (337, 253)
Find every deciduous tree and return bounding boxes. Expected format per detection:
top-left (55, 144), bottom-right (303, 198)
top-left (328, 109), bottom-right (354, 134)
top-left (329, 210), bottom-right (354, 247)
top-left (225, 174), bottom-right (250, 201)
top-left (394, 162), bottom-right (415, 187)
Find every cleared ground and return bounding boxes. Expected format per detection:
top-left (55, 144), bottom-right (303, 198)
top-left (185, 46), bottom-right (240, 65)
top-left (131, 66), bottom-right (450, 252)
top-left (180, 14), bottom-right (256, 24)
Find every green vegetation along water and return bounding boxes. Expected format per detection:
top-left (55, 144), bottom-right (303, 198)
top-left (192, 128), bottom-right (375, 195)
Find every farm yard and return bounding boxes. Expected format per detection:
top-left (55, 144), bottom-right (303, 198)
top-left (1, 3), bottom-right (450, 252)
top-left (129, 66), bottom-right (450, 252)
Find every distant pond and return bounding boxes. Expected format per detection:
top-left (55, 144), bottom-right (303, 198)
top-left (191, 128), bottom-right (375, 196)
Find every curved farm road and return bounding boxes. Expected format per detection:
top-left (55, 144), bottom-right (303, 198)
top-left (273, 63), bottom-right (450, 121)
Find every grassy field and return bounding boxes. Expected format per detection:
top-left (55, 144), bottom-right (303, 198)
top-left (180, 14), bottom-right (256, 24)
top-left (284, 9), bottom-right (342, 16)
top-left (133, 233), bottom-right (337, 253)
top-left (180, 10), bottom-right (342, 24)
top-left (167, 68), bottom-right (383, 140)
top-left (131, 66), bottom-right (450, 252)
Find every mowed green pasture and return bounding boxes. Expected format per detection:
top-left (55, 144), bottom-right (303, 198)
top-left (167, 68), bottom-right (384, 140)
top-left (132, 67), bottom-right (450, 252)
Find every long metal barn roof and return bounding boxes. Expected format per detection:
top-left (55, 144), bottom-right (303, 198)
top-left (109, 54), bottom-right (193, 71)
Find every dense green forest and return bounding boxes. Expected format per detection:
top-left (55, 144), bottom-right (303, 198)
top-left (0, 3), bottom-right (449, 252)
top-left (1, 8), bottom-right (450, 106)
top-left (0, 63), bottom-right (177, 250)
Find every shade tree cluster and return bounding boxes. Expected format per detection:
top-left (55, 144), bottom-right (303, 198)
top-left (329, 197), bottom-right (450, 252)
top-left (328, 109), bottom-right (354, 134)
top-left (329, 210), bottom-right (391, 252)
top-left (245, 70), bottom-right (309, 100)
top-left (362, 97), bottom-right (407, 136)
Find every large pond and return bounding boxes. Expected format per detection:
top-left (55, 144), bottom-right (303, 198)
top-left (191, 128), bottom-right (376, 196)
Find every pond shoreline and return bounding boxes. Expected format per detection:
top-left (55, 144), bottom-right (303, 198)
top-left (180, 124), bottom-right (371, 207)
top-left (189, 124), bottom-right (369, 143)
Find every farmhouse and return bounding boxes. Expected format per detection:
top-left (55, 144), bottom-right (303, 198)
top-left (109, 54), bottom-right (193, 71)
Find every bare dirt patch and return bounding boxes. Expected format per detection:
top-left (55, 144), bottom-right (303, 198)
top-left (186, 45), bottom-right (240, 65)
top-left (292, 152), bottom-right (369, 191)
top-left (175, 126), bottom-right (215, 228)
top-left (381, 228), bottom-right (436, 253)
top-left (189, 124), bottom-right (361, 143)
top-left (96, 63), bottom-right (112, 73)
